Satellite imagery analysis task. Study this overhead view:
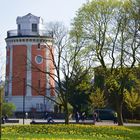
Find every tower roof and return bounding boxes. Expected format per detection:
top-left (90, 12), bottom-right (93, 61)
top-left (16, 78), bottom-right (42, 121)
top-left (23, 13), bottom-right (39, 18)
top-left (16, 13), bottom-right (44, 24)
top-left (7, 13), bottom-right (53, 38)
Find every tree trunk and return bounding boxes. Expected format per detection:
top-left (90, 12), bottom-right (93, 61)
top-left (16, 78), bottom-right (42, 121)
top-left (116, 101), bottom-right (123, 126)
top-left (64, 103), bottom-right (69, 124)
top-left (131, 111), bottom-right (133, 120)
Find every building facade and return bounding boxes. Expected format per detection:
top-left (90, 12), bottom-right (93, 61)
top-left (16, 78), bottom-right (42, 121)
top-left (5, 13), bottom-right (55, 112)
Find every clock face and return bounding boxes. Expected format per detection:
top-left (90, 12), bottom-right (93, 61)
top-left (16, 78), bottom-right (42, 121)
top-left (35, 55), bottom-right (43, 64)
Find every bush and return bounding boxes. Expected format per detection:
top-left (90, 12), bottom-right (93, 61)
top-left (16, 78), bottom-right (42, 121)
top-left (126, 119), bottom-right (140, 124)
top-left (2, 102), bottom-right (16, 117)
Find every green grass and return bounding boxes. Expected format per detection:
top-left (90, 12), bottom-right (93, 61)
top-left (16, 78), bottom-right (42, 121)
top-left (1, 124), bottom-right (140, 140)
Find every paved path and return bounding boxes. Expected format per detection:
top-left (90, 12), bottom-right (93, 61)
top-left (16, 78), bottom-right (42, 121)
top-left (2, 118), bottom-right (140, 126)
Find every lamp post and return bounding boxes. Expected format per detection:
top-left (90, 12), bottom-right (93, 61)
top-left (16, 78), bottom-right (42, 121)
top-left (23, 78), bottom-right (26, 124)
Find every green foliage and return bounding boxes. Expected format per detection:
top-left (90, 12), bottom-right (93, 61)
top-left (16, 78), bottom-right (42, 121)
top-left (105, 69), bottom-right (138, 95)
top-left (0, 84), bottom-right (4, 101)
top-left (0, 83), bottom-right (16, 117)
top-left (90, 88), bottom-right (107, 109)
top-left (94, 71), bottom-right (105, 90)
top-left (67, 64), bottom-right (92, 112)
top-left (2, 102), bottom-right (16, 117)
top-left (71, 0), bottom-right (140, 72)
top-left (124, 89), bottom-right (140, 113)
top-left (67, 103), bottom-right (73, 114)
top-left (0, 85), bottom-right (4, 118)
top-left (70, 0), bottom-right (140, 125)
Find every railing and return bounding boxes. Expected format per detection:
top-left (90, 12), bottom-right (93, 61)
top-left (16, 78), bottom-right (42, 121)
top-left (7, 29), bottom-right (53, 38)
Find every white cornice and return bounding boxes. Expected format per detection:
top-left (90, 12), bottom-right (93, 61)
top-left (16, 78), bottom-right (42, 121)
top-left (5, 37), bottom-right (53, 46)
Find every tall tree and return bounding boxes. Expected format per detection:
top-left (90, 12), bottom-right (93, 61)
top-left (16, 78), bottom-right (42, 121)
top-left (90, 88), bottom-right (107, 110)
top-left (67, 63), bottom-right (92, 113)
top-left (31, 22), bottom-right (91, 124)
top-left (124, 89), bottom-right (140, 119)
top-left (71, 0), bottom-right (140, 125)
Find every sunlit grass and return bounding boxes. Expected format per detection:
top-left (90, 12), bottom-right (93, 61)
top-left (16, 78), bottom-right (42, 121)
top-left (1, 124), bottom-right (140, 140)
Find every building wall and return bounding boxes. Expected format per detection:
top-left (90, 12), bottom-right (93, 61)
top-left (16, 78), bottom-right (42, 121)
top-left (5, 37), bottom-right (55, 112)
top-left (5, 13), bottom-right (55, 112)
top-left (32, 44), bottom-right (47, 96)
top-left (12, 45), bottom-right (27, 96)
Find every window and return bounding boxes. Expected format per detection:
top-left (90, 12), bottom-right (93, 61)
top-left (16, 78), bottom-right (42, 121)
top-left (35, 55), bottom-right (43, 64)
top-left (18, 24), bottom-right (22, 35)
top-left (40, 103), bottom-right (43, 111)
top-left (36, 103), bottom-right (39, 110)
top-left (37, 43), bottom-right (41, 49)
top-left (32, 24), bottom-right (37, 32)
top-left (5, 77), bottom-right (9, 96)
top-left (6, 56), bottom-right (9, 64)
top-left (18, 24), bottom-right (21, 30)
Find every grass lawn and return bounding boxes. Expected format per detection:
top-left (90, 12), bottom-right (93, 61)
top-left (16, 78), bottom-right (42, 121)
top-left (1, 124), bottom-right (140, 140)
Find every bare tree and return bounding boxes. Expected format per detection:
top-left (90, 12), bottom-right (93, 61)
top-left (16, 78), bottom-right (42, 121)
top-left (31, 22), bottom-right (91, 124)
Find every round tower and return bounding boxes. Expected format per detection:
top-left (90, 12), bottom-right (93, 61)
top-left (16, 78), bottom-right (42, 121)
top-left (5, 13), bottom-right (55, 112)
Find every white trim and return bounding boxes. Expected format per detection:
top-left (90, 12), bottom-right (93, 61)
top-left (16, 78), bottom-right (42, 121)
top-left (9, 45), bottom-right (13, 96)
top-left (26, 44), bottom-right (32, 96)
top-left (46, 47), bottom-right (50, 96)
top-left (5, 37), bottom-right (53, 46)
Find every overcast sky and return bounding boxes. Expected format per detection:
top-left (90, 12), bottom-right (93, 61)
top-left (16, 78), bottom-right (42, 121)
top-left (0, 0), bottom-right (87, 78)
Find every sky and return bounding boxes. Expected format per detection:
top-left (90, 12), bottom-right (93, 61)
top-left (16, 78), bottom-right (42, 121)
top-left (0, 0), bottom-right (87, 79)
